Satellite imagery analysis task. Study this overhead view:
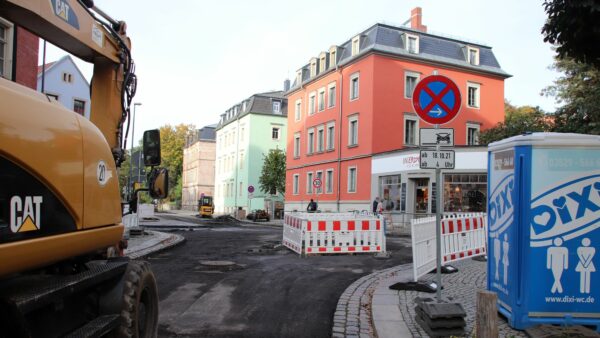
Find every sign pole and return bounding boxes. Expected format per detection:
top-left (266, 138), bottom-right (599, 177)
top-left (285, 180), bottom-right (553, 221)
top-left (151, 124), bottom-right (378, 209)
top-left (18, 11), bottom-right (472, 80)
top-left (435, 123), bottom-right (442, 302)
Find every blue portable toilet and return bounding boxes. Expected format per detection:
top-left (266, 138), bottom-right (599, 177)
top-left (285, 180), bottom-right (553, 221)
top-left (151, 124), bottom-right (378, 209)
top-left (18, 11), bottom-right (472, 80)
top-left (487, 133), bottom-right (600, 330)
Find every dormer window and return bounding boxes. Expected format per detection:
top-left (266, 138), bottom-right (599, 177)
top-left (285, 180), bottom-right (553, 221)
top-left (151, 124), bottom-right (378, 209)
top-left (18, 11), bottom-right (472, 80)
top-left (310, 58), bottom-right (318, 77)
top-left (242, 101), bottom-right (247, 111)
top-left (468, 47), bottom-right (479, 65)
top-left (406, 34), bottom-right (419, 54)
top-left (351, 36), bottom-right (360, 56)
top-left (272, 101), bottom-right (281, 114)
top-left (296, 69), bottom-right (303, 85)
top-left (329, 46), bottom-right (338, 67)
top-left (319, 52), bottom-right (328, 73)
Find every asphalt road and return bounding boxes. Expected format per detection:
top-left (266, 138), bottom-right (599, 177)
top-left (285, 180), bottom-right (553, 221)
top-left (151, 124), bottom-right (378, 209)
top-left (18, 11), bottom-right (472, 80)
top-left (148, 214), bottom-right (412, 338)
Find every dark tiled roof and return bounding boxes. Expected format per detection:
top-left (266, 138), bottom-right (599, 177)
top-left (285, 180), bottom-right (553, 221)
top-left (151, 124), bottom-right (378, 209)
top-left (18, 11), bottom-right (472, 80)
top-left (185, 124), bottom-right (217, 148)
top-left (216, 91), bottom-right (287, 130)
top-left (291, 23), bottom-right (510, 89)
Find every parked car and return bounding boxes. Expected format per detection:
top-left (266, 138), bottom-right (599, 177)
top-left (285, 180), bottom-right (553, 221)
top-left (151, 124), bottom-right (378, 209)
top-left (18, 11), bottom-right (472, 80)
top-left (247, 209), bottom-right (270, 222)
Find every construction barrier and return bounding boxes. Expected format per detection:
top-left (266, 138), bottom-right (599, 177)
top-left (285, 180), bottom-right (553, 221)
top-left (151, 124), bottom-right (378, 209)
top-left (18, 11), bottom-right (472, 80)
top-left (411, 213), bottom-right (487, 281)
top-left (283, 212), bottom-right (385, 255)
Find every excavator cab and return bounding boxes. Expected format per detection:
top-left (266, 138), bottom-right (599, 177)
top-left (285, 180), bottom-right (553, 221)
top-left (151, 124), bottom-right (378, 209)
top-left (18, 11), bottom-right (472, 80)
top-left (199, 196), bottom-right (214, 218)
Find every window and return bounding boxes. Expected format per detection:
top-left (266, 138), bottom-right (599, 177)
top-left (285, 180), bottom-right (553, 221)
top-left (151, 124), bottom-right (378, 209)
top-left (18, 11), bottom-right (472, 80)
top-left (351, 35), bottom-right (360, 56)
top-left (317, 126), bottom-right (324, 152)
top-left (350, 73), bottom-right (359, 100)
top-left (294, 133), bottom-right (300, 158)
top-left (467, 123), bottom-right (480, 145)
top-left (326, 123), bottom-right (335, 150)
top-left (293, 174), bottom-right (299, 195)
top-left (316, 171), bottom-right (323, 194)
top-left (378, 175), bottom-right (402, 211)
top-left (309, 92), bottom-right (316, 115)
top-left (329, 47), bottom-right (337, 67)
top-left (319, 53), bottom-right (327, 73)
top-left (272, 127), bottom-right (280, 140)
top-left (310, 58), bottom-right (317, 77)
top-left (326, 169), bottom-right (334, 193)
top-left (348, 115), bottom-right (358, 146)
top-left (0, 19), bottom-right (14, 79)
top-left (307, 128), bottom-right (314, 154)
top-left (62, 72), bottom-right (73, 83)
top-left (348, 167), bottom-right (357, 193)
top-left (404, 72), bottom-right (419, 98)
top-left (239, 151), bottom-right (245, 169)
top-left (240, 127), bottom-right (245, 141)
top-left (406, 34), bottom-right (419, 54)
top-left (404, 115), bottom-right (418, 145)
top-left (328, 83), bottom-right (336, 108)
top-left (46, 93), bottom-right (59, 101)
top-left (468, 47), bottom-right (479, 65)
top-left (307, 172), bottom-right (313, 194)
top-left (444, 174), bottom-right (487, 212)
top-left (295, 99), bottom-right (302, 121)
top-left (239, 182), bottom-right (243, 197)
top-left (296, 70), bottom-right (303, 86)
top-left (73, 99), bottom-right (86, 115)
top-left (467, 82), bottom-right (480, 108)
top-left (318, 88), bottom-right (325, 111)
top-left (273, 101), bottom-right (281, 114)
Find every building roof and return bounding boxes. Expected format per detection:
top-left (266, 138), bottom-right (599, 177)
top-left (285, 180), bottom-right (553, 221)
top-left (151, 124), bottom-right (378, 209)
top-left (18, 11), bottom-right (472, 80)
top-left (291, 23), bottom-right (511, 90)
top-left (216, 90), bottom-right (287, 130)
top-left (37, 61), bottom-right (56, 74)
top-left (184, 124), bottom-right (218, 148)
top-left (37, 55), bottom-right (90, 86)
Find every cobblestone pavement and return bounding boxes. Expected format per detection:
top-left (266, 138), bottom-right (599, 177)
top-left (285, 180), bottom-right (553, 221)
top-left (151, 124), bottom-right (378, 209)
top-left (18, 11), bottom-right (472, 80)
top-left (333, 258), bottom-right (529, 338)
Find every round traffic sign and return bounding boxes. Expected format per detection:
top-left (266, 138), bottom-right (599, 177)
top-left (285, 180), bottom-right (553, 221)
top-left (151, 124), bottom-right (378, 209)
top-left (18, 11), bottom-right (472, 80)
top-left (248, 185), bottom-right (255, 193)
top-left (412, 75), bottom-right (461, 125)
top-left (313, 178), bottom-right (322, 188)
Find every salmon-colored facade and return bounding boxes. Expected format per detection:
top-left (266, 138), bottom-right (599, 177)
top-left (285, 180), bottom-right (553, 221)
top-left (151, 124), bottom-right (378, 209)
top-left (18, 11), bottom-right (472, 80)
top-left (285, 9), bottom-right (510, 212)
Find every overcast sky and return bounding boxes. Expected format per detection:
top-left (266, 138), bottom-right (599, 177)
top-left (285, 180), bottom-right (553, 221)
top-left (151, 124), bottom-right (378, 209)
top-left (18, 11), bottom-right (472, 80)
top-left (40, 0), bottom-right (559, 145)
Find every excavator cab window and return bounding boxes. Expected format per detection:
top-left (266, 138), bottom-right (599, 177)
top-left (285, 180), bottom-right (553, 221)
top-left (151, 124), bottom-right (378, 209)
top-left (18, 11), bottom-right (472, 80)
top-left (143, 129), bottom-right (161, 166)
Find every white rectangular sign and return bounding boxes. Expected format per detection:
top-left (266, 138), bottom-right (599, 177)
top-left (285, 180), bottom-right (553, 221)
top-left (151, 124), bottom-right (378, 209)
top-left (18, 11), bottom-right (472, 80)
top-left (420, 128), bottom-right (454, 147)
top-left (420, 150), bottom-right (455, 169)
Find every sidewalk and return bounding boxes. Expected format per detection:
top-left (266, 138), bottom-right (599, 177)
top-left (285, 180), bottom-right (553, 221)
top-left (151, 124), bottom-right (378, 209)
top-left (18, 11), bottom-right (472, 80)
top-left (124, 230), bottom-right (186, 259)
top-left (333, 259), bottom-right (528, 338)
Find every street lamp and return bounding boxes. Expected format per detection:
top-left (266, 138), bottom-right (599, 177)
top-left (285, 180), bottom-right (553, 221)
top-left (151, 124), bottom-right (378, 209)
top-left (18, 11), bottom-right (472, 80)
top-left (128, 102), bottom-right (142, 199)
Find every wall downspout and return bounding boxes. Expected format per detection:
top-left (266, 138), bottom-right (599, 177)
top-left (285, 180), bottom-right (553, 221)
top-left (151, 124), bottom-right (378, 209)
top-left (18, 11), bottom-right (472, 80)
top-left (336, 64), bottom-right (343, 212)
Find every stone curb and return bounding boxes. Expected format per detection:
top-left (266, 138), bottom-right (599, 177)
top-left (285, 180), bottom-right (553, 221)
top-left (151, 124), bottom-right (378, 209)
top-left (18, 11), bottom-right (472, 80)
top-left (126, 231), bottom-right (186, 260)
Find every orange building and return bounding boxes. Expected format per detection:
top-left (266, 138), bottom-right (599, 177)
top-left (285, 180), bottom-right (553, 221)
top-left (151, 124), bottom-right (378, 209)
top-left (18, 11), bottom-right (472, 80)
top-left (285, 8), bottom-right (510, 213)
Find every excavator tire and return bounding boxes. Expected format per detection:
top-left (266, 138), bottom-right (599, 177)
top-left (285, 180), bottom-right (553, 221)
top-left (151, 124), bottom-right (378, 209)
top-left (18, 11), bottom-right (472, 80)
top-left (117, 261), bottom-right (159, 338)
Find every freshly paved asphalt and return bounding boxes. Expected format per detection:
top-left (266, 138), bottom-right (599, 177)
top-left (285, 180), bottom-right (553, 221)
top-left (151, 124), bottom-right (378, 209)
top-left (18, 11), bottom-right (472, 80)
top-left (144, 213), bottom-right (413, 338)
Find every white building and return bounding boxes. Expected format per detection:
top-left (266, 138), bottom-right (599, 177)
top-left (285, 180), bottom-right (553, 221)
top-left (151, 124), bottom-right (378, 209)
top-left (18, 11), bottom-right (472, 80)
top-left (37, 55), bottom-right (91, 119)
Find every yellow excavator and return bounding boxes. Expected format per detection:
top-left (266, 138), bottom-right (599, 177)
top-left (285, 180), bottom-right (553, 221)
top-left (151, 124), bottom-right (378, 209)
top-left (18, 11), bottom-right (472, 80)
top-left (0, 0), bottom-right (167, 336)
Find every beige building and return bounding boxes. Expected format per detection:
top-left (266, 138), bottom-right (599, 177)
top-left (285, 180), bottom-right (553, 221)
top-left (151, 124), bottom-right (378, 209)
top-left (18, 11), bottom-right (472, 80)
top-left (182, 125), bottom-right (216, 210)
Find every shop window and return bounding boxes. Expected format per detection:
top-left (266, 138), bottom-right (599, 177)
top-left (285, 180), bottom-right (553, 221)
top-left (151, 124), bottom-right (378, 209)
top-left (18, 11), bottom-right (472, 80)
top-left (443, 173), bottom-right (487, 212)
top-left (378, 175), bottom-right (401, 211)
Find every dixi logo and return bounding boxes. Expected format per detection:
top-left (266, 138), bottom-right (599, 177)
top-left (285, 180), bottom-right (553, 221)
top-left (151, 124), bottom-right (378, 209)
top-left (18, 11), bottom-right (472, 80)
top-left (489, 174), bottom-right (514, 235)
top-left (10, 196), bottom-right (43, 233)
top-left (530, 175), bottom-right (600, 247)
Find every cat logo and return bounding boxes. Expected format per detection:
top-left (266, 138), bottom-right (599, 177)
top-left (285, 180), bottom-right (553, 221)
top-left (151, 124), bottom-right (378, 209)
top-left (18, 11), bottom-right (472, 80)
top-left (49, 0), bottom-right (80, 29)
top-left (10, 196), bottom-right (43, 233)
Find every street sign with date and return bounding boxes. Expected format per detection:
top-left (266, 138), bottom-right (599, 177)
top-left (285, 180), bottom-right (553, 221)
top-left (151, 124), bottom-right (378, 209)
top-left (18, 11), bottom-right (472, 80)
top-left (420, 128), bottom-right (454, 147)
top-left (420, 150), bottom-right (455, 169)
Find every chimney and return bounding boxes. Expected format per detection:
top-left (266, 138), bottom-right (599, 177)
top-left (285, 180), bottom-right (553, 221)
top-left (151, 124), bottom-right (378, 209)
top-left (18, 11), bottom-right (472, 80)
top-left (283, 79), bottom-right (291, 92)
top-left (410, 7), bottom-right (427, 33)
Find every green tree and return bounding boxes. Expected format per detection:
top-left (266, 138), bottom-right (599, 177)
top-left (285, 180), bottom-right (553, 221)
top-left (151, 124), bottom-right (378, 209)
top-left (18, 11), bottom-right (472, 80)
top-left (542, 0), bottom-right (600, 68)
top-left (258, 148), bottom-right (286, 196)
top-left (542, 56), bottom-right (600, 134)
top-left (159, 124), bottom-right (195, 204)
top-left (479, 100), bottom-right (552, 145)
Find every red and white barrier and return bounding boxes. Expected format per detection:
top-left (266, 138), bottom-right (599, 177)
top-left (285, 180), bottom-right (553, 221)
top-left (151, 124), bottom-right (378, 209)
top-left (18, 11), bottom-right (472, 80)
top-left (411, 213), bottom-right (487, 281)
top-left (283, 213), bottom-right (385, 255)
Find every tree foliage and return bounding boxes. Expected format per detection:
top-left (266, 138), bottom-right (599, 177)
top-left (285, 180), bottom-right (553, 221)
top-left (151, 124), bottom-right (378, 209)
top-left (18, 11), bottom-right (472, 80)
top-left (159, 124), bottom-right (196, 203)
top-left (542, 0), bottom-right (600, 68)
top-left (479, 100), bottom-right (552, 145)
top-left (258, 148), bottom-right (286, 196)
top-left (542, 56), bottom-right (600, 134)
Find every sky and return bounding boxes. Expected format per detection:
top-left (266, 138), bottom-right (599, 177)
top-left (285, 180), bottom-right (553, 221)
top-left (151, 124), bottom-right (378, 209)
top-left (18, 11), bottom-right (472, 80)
top-left (40, 0), bottom-right (560, 145)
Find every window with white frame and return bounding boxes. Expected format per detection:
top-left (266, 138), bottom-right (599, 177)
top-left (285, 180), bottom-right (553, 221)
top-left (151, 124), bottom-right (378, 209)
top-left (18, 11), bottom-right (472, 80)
top-left (73, 99), bottom-right (86, 115)
top-left (348, 115), bottom-right (358, 146)
top-left (406, 34), bottom-right (419, 54)
top-left (328, 82), bottom-right (336, 108)
top-left (467, 82), bottom-right (480, 108)
top-left (326, 169), bottom-right (334, 193)
top-left (310, 58), bottom-right (317, 77)
top-left (317, 126), bottom-right (324, 152)
top-left (307, 128), bottom-right (314, 154)
top-left (329, 47), bottom-right (337, 67)
top-left (273, 101), bottom-right (281, 114)
top-left (348, 167), bottom-right (357, 193)
top-left (319, 53), bottom-right (327, 73)
top-left (307, 172), bottom-right (314, 194)
top-left (350, 73), bottom-right (359, 100)
top-left (0, 19), bottom-right (14, 79)
top-left (295, 99), bottom-right (302, 121)
top-left (316, 171), bottom-right (323, 194)
top-left (240, 126), bottom-right (245, 141)
top-left (293, 174), bottom-right (299, 194)
top-left (326, 122), bottom-right (335, 150)
top-left (239, 151), bottom-right (245, 169)
top-left (272, 127), bottom-right (280, 140)
top-left (467, 47), bottom-right (479, 65)
top-left (467, 123), bottom-right (480, 145)
top-left (351, 35), bottom-right (360, 56)
top-left (239, 182), bottom-right (243, 197)
top-left (404, 115), bottom-right (418, 145)
top-left (404, 71), bottom-right (419, 98)
top-left (318, 88), bottom-right (325, 111)
top-left (294, 133), bottom-right (300, 158)
top-left (296, 70), bottom-right (302, 86)
top-left (309, 92), bottom-right (316, 115)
